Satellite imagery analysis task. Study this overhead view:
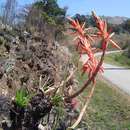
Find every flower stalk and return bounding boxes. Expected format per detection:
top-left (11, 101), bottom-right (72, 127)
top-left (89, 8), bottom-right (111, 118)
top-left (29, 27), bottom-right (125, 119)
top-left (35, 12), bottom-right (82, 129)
top-left (66, 11), bottom-right (120, 128)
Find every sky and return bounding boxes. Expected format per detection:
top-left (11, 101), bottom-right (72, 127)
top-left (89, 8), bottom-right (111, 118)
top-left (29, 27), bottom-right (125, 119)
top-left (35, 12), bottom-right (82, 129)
top-left (58, 0), bottom-right (130, 17)
top-left (0, 0), bottom-right (130, 17)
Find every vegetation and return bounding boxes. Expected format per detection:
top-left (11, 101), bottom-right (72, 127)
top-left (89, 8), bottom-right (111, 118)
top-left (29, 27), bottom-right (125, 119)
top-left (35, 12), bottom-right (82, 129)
top-left (0, 0), bottom-right (130, 129)
top-left (73, 51), bottom-right (130, 129)
top-left (2, 0), bottom-right (17, 25)
top-left (15, 88), bottom-right (31, 108)
top-left (25, 0), bottom-right (66, 34)
top-left (122, 19), bottom-right (130, 33)
top-left (73, 13), bottom-right (130, 34)
top-left (76, 68), bottom-right (130, 129)
top-left (104, 52), bottom-right (130, 67)
top-left (34, 0), bottom-right (66, 25)
top-left (88, 80), bottom-right (130, 129)
top-left (73, 14), bottom-right (130, 50)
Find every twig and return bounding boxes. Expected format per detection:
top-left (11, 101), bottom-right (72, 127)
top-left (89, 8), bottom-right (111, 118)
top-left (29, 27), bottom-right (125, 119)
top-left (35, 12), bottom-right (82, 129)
top-left (44, 69), bottom-right (76, 95)
top-left (43, 76), bottom-right (50, 88)
top-left (70, 84), bottom-right (96, 129)
top-left (39, 75), bottom-right (42, 89)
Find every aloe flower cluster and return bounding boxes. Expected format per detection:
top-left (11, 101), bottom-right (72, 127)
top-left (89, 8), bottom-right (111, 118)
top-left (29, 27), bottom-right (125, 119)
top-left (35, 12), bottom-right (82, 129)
top-left (68, 11), bottom-right (120, 86)
top-left (92, 12), bottom-right (120, 50)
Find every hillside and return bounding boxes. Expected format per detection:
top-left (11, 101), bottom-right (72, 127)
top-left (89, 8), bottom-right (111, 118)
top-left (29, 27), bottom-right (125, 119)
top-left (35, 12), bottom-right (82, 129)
top-left (105, 16), bottom-right (128, 25)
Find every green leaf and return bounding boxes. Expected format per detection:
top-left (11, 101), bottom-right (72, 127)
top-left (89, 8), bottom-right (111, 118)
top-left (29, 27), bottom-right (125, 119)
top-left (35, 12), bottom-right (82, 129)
top-left (51, 94), bottom-right (63, 106)
top-left (15, 88), bottom-right (31, 108)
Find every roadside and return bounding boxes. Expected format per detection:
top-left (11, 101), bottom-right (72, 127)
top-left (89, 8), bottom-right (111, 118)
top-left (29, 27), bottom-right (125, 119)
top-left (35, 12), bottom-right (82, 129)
top-left (80, 50), bottom-right (130, 96)
top-left (75, 68), bottom-right (130, 129)
top-left (100, 75), bottom-right (130, 102)
top-left (87, 79), bottom-right (130, 129)
top-left (72, 51), bottom-right (130, 129)
top-left (104, 51), bottom-right (130, 67)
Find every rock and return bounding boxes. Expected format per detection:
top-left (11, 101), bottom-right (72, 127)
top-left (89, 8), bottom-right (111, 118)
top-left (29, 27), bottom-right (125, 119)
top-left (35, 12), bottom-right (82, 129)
top-left (38, 124), bottom-right (47, 130)
top-left (0, 96), bottom-right (11, 128)
top-left (0, 70), bottom-right (4, 79)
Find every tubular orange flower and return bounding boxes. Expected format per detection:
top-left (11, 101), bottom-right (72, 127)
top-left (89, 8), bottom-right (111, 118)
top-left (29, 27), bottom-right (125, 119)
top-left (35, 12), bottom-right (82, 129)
top-left (68, 17), bottom-right (86, 38)
top-left (92, 11), bottom-right (121, 50)
top-left (68, 17), bottom-right (94, 46)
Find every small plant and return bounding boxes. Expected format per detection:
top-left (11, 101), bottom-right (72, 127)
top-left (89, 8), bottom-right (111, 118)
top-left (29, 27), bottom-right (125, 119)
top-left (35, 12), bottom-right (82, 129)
top-left (15, 88), bottom-right (31, 108)
top-left (51, 94), bottom-right (63, 106)
top-left (51, 94), bottom-right (65, 129)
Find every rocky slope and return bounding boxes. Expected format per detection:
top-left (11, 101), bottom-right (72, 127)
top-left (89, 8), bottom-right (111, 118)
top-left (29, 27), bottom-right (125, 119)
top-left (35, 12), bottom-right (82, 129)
top-left (0, 25), bottom-right (76, 129)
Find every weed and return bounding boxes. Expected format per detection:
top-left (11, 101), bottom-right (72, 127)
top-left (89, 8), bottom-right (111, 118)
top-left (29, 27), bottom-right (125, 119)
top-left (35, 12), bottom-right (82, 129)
top-left (15, 88), bottom-right (31, 108)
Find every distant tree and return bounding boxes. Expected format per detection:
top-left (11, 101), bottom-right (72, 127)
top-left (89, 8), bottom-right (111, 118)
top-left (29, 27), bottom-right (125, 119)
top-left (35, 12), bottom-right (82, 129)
top-left (86, 15), bottom-right (96, 27)
top-left (3, 0), bottom-right (17, 25)
top-left (73, 14), bottom-right (96, 27)
top-left (23, 0), bottom-right (67, 40)
top-left (73, 14), bottom-right (86, 24)
top-left (107, 23), bottom-right (124, 34)
top-left (33, 0), bottom-right (66, 25)
top-left (122, 19), bottom-right (130, 33)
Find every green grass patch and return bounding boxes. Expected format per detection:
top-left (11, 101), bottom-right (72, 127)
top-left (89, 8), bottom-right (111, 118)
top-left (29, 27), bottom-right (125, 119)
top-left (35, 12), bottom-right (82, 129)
top-left (104, 52), bottom-right (130, 67)
top-left (87, 80), bottom-right (130, 130)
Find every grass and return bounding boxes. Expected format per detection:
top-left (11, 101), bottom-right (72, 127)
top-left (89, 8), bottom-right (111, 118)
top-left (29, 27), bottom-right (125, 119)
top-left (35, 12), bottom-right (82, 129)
top-left (104, 52), bottom-right (130, 67)
top-left (72, 52), bottom-right (130, 130)
top-left (76, 73), bottom-right (130, 129)
top-left (87, 80), bottom-right (130, 130)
